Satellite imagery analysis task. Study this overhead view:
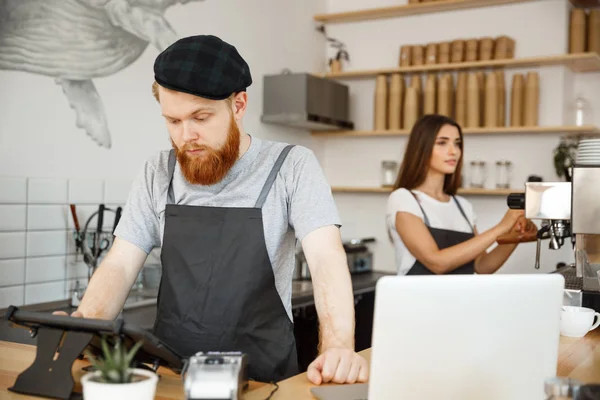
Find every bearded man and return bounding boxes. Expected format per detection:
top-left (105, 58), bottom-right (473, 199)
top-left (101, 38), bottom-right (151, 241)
top-left (56, 35), bottom-right (368, 386)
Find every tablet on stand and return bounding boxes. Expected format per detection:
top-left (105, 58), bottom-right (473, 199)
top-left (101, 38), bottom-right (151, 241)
top-left (3, 305), bottom-right (185, 400)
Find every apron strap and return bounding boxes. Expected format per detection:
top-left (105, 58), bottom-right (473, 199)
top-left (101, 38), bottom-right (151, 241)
top-left (255, 145), bottom-right (295, 209)
top-left (409, 190), bottom-right (431, 227)
top-left (452, 196), bottom-right (474, 233)
top-left (166, 149), bottom-right (177, 205)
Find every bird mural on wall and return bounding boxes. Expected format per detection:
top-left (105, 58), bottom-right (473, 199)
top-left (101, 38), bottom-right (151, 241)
top-left (0, 0), bottom-right (204, 149)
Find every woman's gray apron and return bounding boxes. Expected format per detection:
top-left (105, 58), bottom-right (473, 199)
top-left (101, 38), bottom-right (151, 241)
top-left (406, 191), bottom-right (475, 275)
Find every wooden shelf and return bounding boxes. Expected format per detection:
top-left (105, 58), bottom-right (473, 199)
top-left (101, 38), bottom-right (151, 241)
top-left (331, 186), bottom-right (522, 196)
top-left (318, 53), bottom-right (600, 79)
top-left (458, 188), bottom-right (523, 196)
top-left (314, 0), bottom-right (589, 24)
top-left (312, 125), bottom-right (600, 137)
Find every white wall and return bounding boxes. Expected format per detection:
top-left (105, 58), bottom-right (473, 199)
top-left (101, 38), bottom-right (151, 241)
top-left (0, 0), bottom-right (327, 179)
top-left (322, 0), bottom-right (600, 274)
top-left (0, 0), bottom-right (326, 307)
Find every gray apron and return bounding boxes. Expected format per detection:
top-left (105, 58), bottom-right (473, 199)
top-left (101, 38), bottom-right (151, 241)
top-left (152, 145), bottom-right (299, 382)
top-left (406, 191), bottom-right (475, 275)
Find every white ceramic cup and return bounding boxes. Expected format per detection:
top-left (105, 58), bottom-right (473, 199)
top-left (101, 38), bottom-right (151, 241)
top-left (560, 306), bottom-right (600, 338)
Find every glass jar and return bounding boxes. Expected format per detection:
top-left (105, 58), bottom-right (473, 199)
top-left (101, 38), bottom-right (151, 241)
top-left (570, 96), bottom-right (593, 127)
top-left (544, 377), bottom-right (581, 400)
top-left (495, 160), bottom-right (512, 189)
top-left (381, 161), bottom-right (398, 187)
top-left (469, 161), bottom-right (486, 188)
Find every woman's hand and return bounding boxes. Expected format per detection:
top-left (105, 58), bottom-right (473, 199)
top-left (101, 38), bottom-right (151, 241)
top-left (495, 215), bottom-right (538, 245)
top-left (496, 209), bottom-right (525, 235)
top-left (511, 216), bottom-right (536, 234)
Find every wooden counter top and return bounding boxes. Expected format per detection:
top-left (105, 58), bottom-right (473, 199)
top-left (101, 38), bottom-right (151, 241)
top-left (244, 329), bottom-right (600, 399)
top-left (0, 340), bottom-right (265, 400)
top-left (2, 330), bottom-right (600, 399)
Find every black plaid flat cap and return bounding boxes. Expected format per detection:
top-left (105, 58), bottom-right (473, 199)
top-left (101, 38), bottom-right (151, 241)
top-left (153, 35), bottom-right (252, 100)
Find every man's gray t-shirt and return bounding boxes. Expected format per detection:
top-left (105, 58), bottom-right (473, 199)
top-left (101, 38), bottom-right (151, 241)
top-left (114, 135), bottom-right (341, 320)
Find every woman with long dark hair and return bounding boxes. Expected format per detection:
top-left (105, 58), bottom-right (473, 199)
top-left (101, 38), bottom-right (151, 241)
top-left (386, 114), bottom-right (535, 275)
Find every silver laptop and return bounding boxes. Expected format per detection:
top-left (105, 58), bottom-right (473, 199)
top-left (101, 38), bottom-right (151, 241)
top-left (311, 274), bottom-right (564, 400)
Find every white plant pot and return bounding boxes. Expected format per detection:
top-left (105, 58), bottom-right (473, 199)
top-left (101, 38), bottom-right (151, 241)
top-left (80, 368), bottom-right (158, 400)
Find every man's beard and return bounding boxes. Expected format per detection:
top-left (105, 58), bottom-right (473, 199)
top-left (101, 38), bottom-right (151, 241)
top-left (172, 118), bottom-right (241, 185)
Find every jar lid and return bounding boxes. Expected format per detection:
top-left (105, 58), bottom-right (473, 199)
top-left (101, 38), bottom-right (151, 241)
top-left (496, 160), bottom-right (512, 165)
top-left (544, 377), bottom-right (581, 397)
top-left (382, 161), bottom-right (398, 168)
top-left (470, 161), bottom-right (485, 165)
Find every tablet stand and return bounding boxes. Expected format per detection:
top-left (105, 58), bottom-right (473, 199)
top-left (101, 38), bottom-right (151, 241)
top-left (4, 306), bottom-right (123, 400)
top-left (4, 305), bottom-right (185, 400)
top-left (9, 326), bottom-right (92, 399)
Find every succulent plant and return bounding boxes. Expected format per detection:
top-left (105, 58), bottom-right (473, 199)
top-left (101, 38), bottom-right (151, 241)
top-left (84, 336), bottom-right (144, 384)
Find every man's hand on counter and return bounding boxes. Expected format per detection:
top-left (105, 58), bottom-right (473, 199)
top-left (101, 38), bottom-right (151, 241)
top-left (306, 348), bottom-right (369, 385)
top-left (300, 225), bottom-right (368, 385)
top-left (52, 310), bottom-right (83, 318)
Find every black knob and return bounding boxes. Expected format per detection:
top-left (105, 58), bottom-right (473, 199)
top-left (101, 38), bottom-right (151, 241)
top-left (507, 193), bottom-right (525, 209)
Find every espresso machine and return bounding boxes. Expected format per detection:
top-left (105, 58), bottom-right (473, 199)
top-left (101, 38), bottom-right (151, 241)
top-left (507, 165), bottom-right (600, 312)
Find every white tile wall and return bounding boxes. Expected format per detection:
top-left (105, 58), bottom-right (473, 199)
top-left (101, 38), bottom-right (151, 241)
top-left (28, 178), bottom-right (68, 204)
top-left (27, 205), bottom-right (68, 230)
top-left (0, 286), bottom-right (24, 308)
top-left (0, 232), bottom-right (26, 259)
top-left (0, 259), bottom-right (25, 286)
top-left (0, 205), bottom-right (26, 231)
top-left (0, 176), bottom-right (130, 306)
top-left (0, 177), bottom-right (27, 203)
top-left (104, 179), bottom-right (132, 204)
top-left (26, 231), bottom-right (67, 257)
top-left (25, 281), bottom-right (65, 304)
top-left (25, 256), bottom-right (66, 284)
top-left (66, 255), bottom-right (90, 280)
top-left (68, 179), bottom-right (104, 204)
